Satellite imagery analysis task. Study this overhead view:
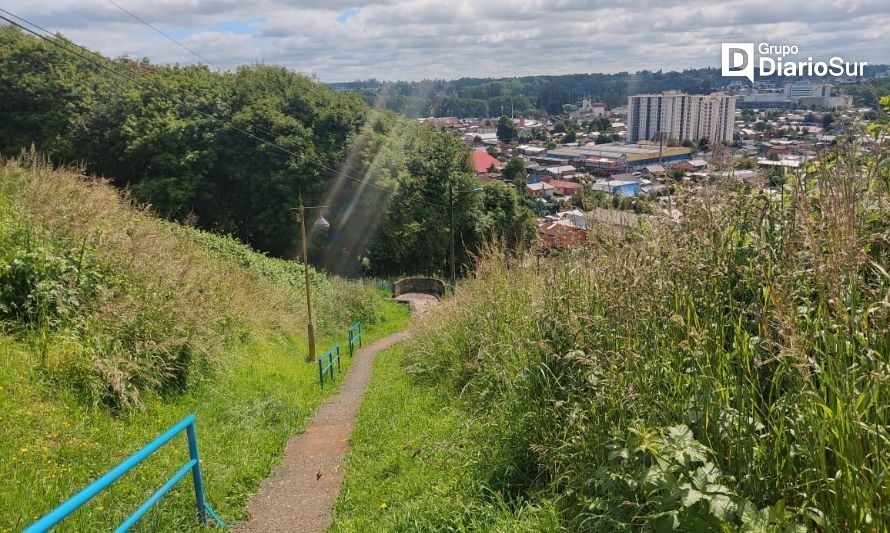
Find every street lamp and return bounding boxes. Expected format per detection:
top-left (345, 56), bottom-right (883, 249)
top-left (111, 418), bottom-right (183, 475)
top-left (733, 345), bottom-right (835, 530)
top-left (297, 198), bottom-right (330, 362)
top-left (448, 184), bottom-right (483, 290)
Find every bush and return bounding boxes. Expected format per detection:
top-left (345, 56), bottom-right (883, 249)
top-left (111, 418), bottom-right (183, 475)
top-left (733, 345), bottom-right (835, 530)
top-left (0, 246), bottom-right (102, 330)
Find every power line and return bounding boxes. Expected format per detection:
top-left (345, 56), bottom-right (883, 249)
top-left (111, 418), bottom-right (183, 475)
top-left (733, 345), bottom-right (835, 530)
top-left (0, 9), bottom-right (454, 208)
top-left (105, 0), bottom-right (221, 71)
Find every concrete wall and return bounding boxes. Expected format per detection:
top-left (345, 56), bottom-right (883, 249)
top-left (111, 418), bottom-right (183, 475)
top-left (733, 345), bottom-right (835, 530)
top-left (394, 277), bottom-right (445, 298)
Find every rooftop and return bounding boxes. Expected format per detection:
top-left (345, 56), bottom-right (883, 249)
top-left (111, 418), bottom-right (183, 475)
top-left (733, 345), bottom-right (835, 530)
top-left (472, 150), bottom-right (504, 173)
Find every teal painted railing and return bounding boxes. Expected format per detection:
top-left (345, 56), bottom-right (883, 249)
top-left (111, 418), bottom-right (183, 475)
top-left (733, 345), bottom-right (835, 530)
top-left (25, 414), bottom-right (228, 532)
top-left (318, 344), bottom-right (341, 387)
top-left (348, 320), bottom-right (363, 357)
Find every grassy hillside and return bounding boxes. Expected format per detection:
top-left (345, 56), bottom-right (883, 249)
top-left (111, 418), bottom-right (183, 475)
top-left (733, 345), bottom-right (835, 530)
top-left (337, 143), bottom-right (889, 530)
top-left (0, 154), bottom-right (408, 531)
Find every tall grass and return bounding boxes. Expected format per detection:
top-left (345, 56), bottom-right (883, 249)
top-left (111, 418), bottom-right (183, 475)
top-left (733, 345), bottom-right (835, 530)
top-left (406, 139), bottom-right (888, 529)
top-left (0, 152), bottom-right (385, 408)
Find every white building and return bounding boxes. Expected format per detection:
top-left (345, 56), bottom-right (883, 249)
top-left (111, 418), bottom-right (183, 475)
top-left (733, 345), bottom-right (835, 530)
top-left (740, 83), bottom-right (852, 109)
top-left (627, 92), bottom-right (737, 145)
top-left (573, 97), bottom-right (607, 120)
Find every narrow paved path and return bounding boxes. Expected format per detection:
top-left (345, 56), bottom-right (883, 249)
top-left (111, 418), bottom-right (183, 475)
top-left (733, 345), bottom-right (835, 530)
top-left (235, 331), bottom-right (410, 532)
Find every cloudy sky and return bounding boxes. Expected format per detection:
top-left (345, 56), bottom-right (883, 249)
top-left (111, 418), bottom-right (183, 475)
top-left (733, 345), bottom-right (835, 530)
top-left (2, 0), bottom-right (888, 82)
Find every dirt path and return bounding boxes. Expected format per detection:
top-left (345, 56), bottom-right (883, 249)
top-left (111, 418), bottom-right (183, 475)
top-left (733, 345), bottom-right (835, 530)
top-left (235, 331), bottom-right (410, 532)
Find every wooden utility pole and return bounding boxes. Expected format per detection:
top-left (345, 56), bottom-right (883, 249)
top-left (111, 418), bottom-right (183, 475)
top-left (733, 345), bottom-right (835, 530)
top-left (299, 198), bottom-right (316, 362)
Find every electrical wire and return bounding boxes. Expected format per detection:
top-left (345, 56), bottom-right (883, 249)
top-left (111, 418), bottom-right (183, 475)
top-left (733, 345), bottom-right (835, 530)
top-left (105, 0), bottom-right (220, 70)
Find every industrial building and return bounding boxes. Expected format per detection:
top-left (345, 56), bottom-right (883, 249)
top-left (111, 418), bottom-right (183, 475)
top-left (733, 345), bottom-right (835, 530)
top-left (544, 142), bottom-right (693, 169)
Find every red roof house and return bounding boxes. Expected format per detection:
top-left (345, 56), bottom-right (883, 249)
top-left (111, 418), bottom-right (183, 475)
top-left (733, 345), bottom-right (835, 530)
top-left (472, 150), bottom-right (505, 175)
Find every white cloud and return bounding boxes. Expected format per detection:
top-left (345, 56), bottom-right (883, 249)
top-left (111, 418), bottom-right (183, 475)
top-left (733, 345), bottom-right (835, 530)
top-left (2, 0), bottom-right (887, 81)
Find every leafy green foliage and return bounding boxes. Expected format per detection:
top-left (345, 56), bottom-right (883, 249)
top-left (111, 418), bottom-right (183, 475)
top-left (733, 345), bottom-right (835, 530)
top-left (0, 27), bottom-right (535, 278)
top-left (503, 157), bottom-right (527, 187)
top-left (497, 115), bottom-right (517, 142)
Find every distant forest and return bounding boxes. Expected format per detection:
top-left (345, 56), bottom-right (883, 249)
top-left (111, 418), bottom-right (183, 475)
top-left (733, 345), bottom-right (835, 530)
top-left (330, 65), bottom-right (890, 118)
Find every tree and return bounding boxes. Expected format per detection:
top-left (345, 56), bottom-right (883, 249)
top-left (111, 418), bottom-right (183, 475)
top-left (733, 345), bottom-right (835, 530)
top-left (496, 115), bottom-right (517, 143)
top-left (822, 113), bottom-right (835, 128)
top-left (502, 157), bottom-right (527, 187)
top-left (681, 139), bottom-right (695, 148)
top-left (754, 121), bottom-right (773, 134)
top-left (668, 168), bottom-right (686, 181)
top-left (697, 138), bottom-right (710, 152)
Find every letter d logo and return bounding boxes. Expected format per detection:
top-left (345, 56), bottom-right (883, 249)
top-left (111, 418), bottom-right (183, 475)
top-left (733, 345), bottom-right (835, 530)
top-left (722, 43), bottom-right (754, 83)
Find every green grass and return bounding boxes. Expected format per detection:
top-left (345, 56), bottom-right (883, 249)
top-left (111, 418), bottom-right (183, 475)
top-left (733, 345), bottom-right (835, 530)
top-left (0, 303), bottom-right (407, 532)
top-left (0, 156), bottom-right (410, 531)
top-left (331, 344), bottom-right (560, 533)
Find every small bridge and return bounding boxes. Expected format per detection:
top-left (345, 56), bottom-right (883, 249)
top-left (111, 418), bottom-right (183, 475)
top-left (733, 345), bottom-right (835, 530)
top-left (392, 277), bottom-right (445, 314)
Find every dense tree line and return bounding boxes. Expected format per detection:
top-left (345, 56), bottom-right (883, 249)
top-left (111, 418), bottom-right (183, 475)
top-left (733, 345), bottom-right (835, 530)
top-left (336, 67), bottom-right (890, 119)
top-left (340, 68), bottom-right (730, 117)
top-left (0, 27), bottom-right (533, 277)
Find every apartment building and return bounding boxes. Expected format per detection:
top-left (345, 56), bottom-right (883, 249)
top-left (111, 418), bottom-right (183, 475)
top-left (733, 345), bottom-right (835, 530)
top-left (627, 91), bottom-right (737, 145)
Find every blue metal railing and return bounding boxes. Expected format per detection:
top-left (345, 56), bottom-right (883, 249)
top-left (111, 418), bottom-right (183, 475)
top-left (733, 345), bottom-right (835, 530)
top-left (348, 321), bottom-right (363, 357)
top-left (318, 344), bottom-right (341, 387)
top-left (26, 414), bottom-right (228, 532)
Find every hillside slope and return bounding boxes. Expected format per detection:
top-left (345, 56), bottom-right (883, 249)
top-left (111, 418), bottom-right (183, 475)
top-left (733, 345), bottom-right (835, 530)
top-left (0, 155), bottom-right (408, 530)
top-left (337, 141), bottom-right (889, 530)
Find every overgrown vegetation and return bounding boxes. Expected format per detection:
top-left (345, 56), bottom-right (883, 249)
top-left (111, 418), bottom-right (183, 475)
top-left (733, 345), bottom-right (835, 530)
top-left (0, 27), bottom-right (535, 278)
top-left (380, 135), bottom-right (888, 529)
top-left (0, 157), bottom-right (409, 530)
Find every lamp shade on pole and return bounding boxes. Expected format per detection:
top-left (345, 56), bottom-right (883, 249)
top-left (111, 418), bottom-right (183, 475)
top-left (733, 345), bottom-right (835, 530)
top-left (312, 215), bottom-right (331, 231)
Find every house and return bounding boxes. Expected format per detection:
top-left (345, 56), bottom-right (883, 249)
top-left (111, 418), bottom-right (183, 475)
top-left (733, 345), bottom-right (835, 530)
top-left (643, 164), bottom-right (666, 177)
top-left (543, 165), bottom-right (577, 178)
top-left (472, 150), bottom-right (505, 175)
top-left (538, 219), bottom-right (586, 248)
top-left (590, 179), bottom-right (641, 197)
top-left (517, 145), bottom-right (547, 156)
top-left (526, 181), bottom-right (555, 199)
top-left (547, 179), bottom-right (584, 197)
top-left (672, 159), bottom-right (707, 172)
top-left (757, 157), bottom-right (802, 169)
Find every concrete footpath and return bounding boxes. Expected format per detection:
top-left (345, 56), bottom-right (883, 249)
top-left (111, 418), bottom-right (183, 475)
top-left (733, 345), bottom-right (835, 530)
top-left (235, 331), bottom-right (410, 532)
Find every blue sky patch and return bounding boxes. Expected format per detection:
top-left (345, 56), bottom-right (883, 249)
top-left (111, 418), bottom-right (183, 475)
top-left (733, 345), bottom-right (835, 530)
top-left (336, 8), bottom-right (360, 24)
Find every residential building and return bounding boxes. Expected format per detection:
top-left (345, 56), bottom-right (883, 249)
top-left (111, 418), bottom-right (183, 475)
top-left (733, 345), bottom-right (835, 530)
top-left (589, 179), bottom-right (641, 197)
top-left (526, 181), bottom-right (556, 199)
top-left (627, 91), bottom-right (737, 145)
top-left (472, 150), bottom-right (504, 175)
top-left (546, 179), bottom-right (584, 196)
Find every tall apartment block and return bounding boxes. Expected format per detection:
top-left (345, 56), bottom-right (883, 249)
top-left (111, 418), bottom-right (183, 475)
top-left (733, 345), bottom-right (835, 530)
top-left (627, 91), bottom-right (737, 145)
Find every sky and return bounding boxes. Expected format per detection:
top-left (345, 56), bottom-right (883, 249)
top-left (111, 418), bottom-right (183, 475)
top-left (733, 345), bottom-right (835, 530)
top-left (2, 0), bottom-right (888, 82)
